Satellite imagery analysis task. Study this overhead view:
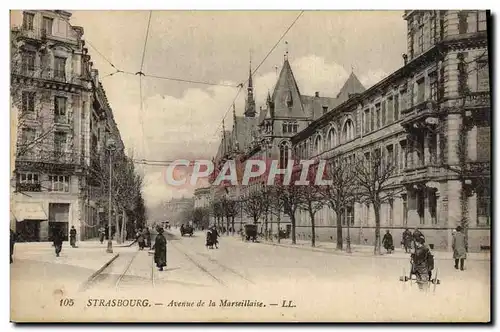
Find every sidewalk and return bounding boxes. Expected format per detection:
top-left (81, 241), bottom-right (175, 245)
top-left (12, 242), bottom-right (123, 284)
top-left (226, 235), bottom-right (491, 261)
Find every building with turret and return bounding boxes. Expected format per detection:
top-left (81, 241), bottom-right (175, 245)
top-left (211, 10), bottom-right (490, 251)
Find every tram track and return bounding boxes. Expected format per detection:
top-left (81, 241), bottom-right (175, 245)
top-left (169, 239), bottom-right (254, 287)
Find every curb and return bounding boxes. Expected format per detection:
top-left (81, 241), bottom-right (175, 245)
top-left (260, 241), bottom-right (491, 261)
top-left (82, 253), bottom-right (120, 288)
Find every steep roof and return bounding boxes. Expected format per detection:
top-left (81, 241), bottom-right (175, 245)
top-left (335, 72), bottom-right (366, 103)
top-left (271, 59), bottom-right (307, 118)
top-left (215, 130), bottom-right (233, 161)
top-left (301, 95), bottom-right (340, 121)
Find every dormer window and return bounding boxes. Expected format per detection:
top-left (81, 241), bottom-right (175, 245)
top-left (286, 90), bottom-right (293, 107)
top-left (322, 106), bottom-right (328, 115)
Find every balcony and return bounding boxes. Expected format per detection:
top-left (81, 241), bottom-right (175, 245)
top-left (464, 91), bottom-right (490, 109)
top-left (12, 65), bottom-right (82, 87)
top-left (16, 150), bottom-right (80, 165)
top-left (401, 165), bottom-right (443, 185)
top-left (401, 99), bottom-right (439, 130)
top-left (15, 182), bottom-right (42, 192)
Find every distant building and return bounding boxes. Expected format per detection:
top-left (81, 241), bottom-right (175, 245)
top-left (162, 196), bottom-right (194, 225)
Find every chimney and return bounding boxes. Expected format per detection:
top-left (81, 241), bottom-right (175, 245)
top-left (402, 53), bottom-right (408, 66)
top-left (315, 92), bottom-right (319, 97)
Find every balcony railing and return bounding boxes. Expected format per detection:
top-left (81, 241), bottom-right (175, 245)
top-left (12, 65), bottom-right (75, 84)
top-left (17, 149), bottom-right (80, 165)
top-left (464, 91), bottom-right (490, 109)
top-left (15, 182), bottom-right (42, 192)
top-left (402, 165), bottom-right (443, 184)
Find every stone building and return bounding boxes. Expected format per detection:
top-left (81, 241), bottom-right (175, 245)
top-left (10, 10), bottom-right (127, 242)
top-left (211, 10), bottom-right (490, 251)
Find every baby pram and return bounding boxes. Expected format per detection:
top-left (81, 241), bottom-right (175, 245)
top-left (399, 249), bottom-right (440, 287)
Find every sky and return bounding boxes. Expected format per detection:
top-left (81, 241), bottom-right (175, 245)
top-left (11, 10), bottom-right (408, 209)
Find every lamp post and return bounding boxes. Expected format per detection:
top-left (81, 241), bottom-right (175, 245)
top-left (106, 137), bottom-right (116, 254)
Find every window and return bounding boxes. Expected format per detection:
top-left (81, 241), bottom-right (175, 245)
top-left (16, 172), bottom-right (40, 192)
top-left (417, 26), bottom-right (424, 54)
top-left (23, 12), bottom-right (34, 30)
top-left (342, 205), bottom-right (354, 226)
top-left (342, 119), bottom-right (354, 142)
top-left (429, 190), bottom-right (437, 225)
top-left (314, 135), bottom-right (322, 155)
top-left (54, 57), bottom-right (66, 80)
top-left (82, 101), bottom-right (86, 120)
top-left (416, 78), bottom-right (425, 104)
top-left (22, 91), bottom-right (35, 113)
top-left (279, 142), bottom-right (290, 169)
top-left (54, 132), bottom-right (66, 157)
top-left (477, 186), bottom-right (490, 226)
top-left (286, 90), bottom-right (293, 107)
top-left (322, 106), bottom-right (328, 115)
top-left (386, 97), bottom-right (393, 124)
top-left (401, 139), bottom-right (408, 171)
top-left (293, 123), bottom-right (298, 133)
top-left (388, 199), bottom-right (394, 226)
top-left (288, 122), bottom-right (294, 133)
top-left (476, 125), bottom-right (490, 161)
top-left (467, 11), bottom-right (487, 33)
top-left (478, 11), bottom-right (487, 31)
top-left (327, 128), bottom-right (337, 148)
top-left (386, 144), bottom-right (395, 168)
top-left (402, 194), bottom-right (408, 226)
top-left (54, 96), bottom-right (67, 123)
top-left (417, 191), bottom-right (425, 225)
top-left (21, 128), bottom-right (36, 145)
top-left (48, 175), bottom-right (70, 193)
top-left (282, 123), bottom-right (287, 133)
top-left (430, 16), bottom-right (436, 44)
top-left (393, 94), bottom-right (399, 121)
top-left (42, 17), bottom-right (53, 36)
top-left (381, 100), bottom-right (386, 126)
top-left (22, 51), bottom-right (36, 74)
top-left (363, 109), bottom-right (370, 134)
top-left (374, 103), bottom-right (381, 130)
top-left (477, 60), bottom-right (490, 92)
top-left (429, 72), bottom-right (438, 101)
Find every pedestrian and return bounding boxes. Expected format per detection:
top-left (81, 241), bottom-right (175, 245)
top-left (144, 227), bottom-right (151, 249)
top-left (137, 228), bottom-right (145, 250)
top-left (412, 236), bottom-right (431, 291)
top-left (453, 226), bottom-right (467, 271)
top-left (53, 229), bottom-right (63, 257)
top-left (10, 229), bottom-right (16, 264)
top-left (401, 228), bottom-right (412, 253)
top-left (153, 227), bottom-right (167, 271)
top-left (69, 226), bottom-right (77, 248)
top-left (412, 227), bottom-right (424, 247)
top-left (382, 230), bottom-right (394, 254)
top-left (98, 226), bottom-right (105, 244)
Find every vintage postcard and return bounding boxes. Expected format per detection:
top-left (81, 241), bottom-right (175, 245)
top-left (9, 9), bottom-right (491, 322)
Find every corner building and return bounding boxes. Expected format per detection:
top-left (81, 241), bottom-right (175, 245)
top-left (292, 10), bottom-right (490, 251)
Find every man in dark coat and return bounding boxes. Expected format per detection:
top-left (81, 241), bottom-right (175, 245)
top-left (382, 230), bottom-right (394, 254)
top-left (412, 228), bottom-right (424, 247)
top-left (153, 227), bottom-right (167, 271)
top-left (453, 226), bottom-right (467, 271)
top-left (10, 229), bottom-right (16, 264)
top-left (69, 226), bottom-right (77, 248)
top-left (401, 228), bottom-right (412, 253)
top-left (412, 236), bottom-right (431, 291)
top-left (53, 229), bottom-right (64, 257)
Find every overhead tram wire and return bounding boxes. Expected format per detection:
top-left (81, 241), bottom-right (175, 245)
top-left (136, 10), bottom-right (153, 163)
top-left (119, 70), bottom-right (239, 88)
top-left (211, 10), bottom-right (305, 138)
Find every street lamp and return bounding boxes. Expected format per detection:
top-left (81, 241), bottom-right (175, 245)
top-left (106, 137), bottom-right (116, 254)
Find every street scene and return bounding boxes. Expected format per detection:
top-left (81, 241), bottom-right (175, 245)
top-left (9, 10), bottom-right (491, 322)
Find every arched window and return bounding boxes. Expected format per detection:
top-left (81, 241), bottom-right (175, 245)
top-left (342, 119), bottom-right (355, 142)
top-left (314, 135), bottom-right (323, 155)
top-left (279, 141), bottom-right (290, 168)
top-left (327, 128), bottom-right (337, 149)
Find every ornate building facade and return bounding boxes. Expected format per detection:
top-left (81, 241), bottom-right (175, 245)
top-left (211, 10), bottom-right (490, 251)
top-left (10, 10), bottom-right (128, 242)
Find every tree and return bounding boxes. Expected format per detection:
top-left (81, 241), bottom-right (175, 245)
top-left (221, 195), bottom-right (237, 234)
top-left (354, 148), bottom-right (399, 255)
top-left (267, 186), bottom-right (285, 243)
top-left (273, 176), bottom-right (301, 244)
top-left (297, 184), bottom-right (324, 248)
top-left (319, 156), bottom-right (358, 252)
top-left (211, 200), bottom-right (223, 229)
top-left (241, 190), bottom-right (265, 225)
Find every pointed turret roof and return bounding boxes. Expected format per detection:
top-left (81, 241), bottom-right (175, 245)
top-left (336, 72), bottom-right (365, 103)
top-left (270, 58), bottom-right (306, 118)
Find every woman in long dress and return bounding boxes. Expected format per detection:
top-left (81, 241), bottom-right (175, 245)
top-left (154, 227), bottom-right (167, 271)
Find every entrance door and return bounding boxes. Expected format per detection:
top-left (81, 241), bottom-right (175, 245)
top-left (48, 203), bottom-right (70, 241)
top-left (17, 220), bottom-right (41, 242)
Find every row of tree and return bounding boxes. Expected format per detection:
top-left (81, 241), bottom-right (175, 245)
top-left (209, 151), bottom-right (399, 255)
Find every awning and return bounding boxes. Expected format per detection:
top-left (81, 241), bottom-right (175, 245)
top-left (11, 202), bottom-right (48, 222)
